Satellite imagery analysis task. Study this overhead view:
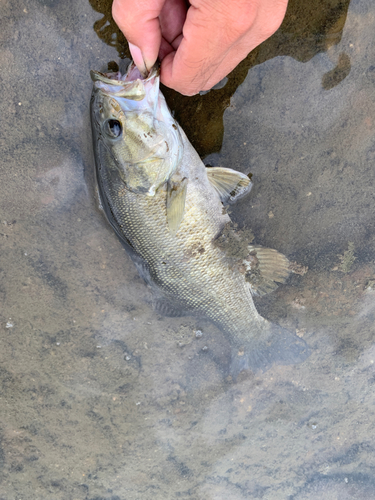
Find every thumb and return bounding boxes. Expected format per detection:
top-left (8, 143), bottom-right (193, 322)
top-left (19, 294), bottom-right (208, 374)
top-left (112, 0), bottom-right (165, 75)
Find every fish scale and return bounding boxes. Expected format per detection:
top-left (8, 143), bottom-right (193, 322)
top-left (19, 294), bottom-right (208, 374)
top-left (90, 63), bottom-right (310, 376)
top-left (101, 149), bottom-right (257, 335)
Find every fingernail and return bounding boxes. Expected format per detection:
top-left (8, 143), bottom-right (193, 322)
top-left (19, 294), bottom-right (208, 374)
top-left (128, 42), bottom-right (147, 77)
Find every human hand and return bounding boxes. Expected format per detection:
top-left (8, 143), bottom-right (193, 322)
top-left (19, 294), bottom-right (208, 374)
top-left (112, 0), bottom-right (288, 96)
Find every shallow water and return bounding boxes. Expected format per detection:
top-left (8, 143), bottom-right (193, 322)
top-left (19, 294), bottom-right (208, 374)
top-left (1, 0), bottom-right (375, 499)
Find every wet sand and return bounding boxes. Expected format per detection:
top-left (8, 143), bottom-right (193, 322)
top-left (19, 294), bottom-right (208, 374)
top-left (1, 0), bottom-right (375, 498)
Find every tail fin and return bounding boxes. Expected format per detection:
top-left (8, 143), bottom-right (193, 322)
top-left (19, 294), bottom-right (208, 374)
top-left (230, 324), bottom-right (310, 379)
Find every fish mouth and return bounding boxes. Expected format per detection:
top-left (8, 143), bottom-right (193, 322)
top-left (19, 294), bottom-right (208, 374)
top-left (90, 62), bottom-right (160, 101)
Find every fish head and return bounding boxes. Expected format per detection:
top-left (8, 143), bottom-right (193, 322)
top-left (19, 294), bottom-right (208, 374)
top-left (90, 63), bottom-right (183, 195)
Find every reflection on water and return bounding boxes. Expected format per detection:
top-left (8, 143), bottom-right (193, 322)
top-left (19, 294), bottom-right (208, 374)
top-left (0, 0), bottom-right (375, 498)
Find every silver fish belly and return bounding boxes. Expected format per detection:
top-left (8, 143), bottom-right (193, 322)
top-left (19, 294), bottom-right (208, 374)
top-left (90, 63), bottom-right (310, 377)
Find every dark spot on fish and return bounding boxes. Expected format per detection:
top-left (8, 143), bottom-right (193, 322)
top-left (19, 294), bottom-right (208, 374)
top-left (165, 141), bottom-right (169, 152)
top-left (214, 222), bottom-right (254, 261)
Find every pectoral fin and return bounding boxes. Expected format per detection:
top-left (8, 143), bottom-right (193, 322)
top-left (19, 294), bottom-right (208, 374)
top-left (244, 246), bottom-right (291, 296)
top-left (166, 177), bottom-right (188, 235)
top-left (206, 167), bottom-right (252, 204)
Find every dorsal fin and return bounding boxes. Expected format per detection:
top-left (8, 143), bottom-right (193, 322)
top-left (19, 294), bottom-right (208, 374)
top-left (206, 167), bottom-right (252, 204)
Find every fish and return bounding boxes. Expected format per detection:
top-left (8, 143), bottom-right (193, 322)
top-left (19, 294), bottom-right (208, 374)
top-left (90, 63), bottom-right (310, 378)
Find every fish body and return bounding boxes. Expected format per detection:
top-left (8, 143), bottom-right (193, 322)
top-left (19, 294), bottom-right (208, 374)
top-left (90, 64), bottom-right (310, 376)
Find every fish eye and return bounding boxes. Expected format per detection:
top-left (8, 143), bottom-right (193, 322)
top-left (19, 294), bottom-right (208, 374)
top-left (104, 119), bottom-right (122, 138)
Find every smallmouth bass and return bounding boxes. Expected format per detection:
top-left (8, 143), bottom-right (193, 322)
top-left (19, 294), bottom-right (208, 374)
top-left (90, 63), bottom-right (310, 377)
